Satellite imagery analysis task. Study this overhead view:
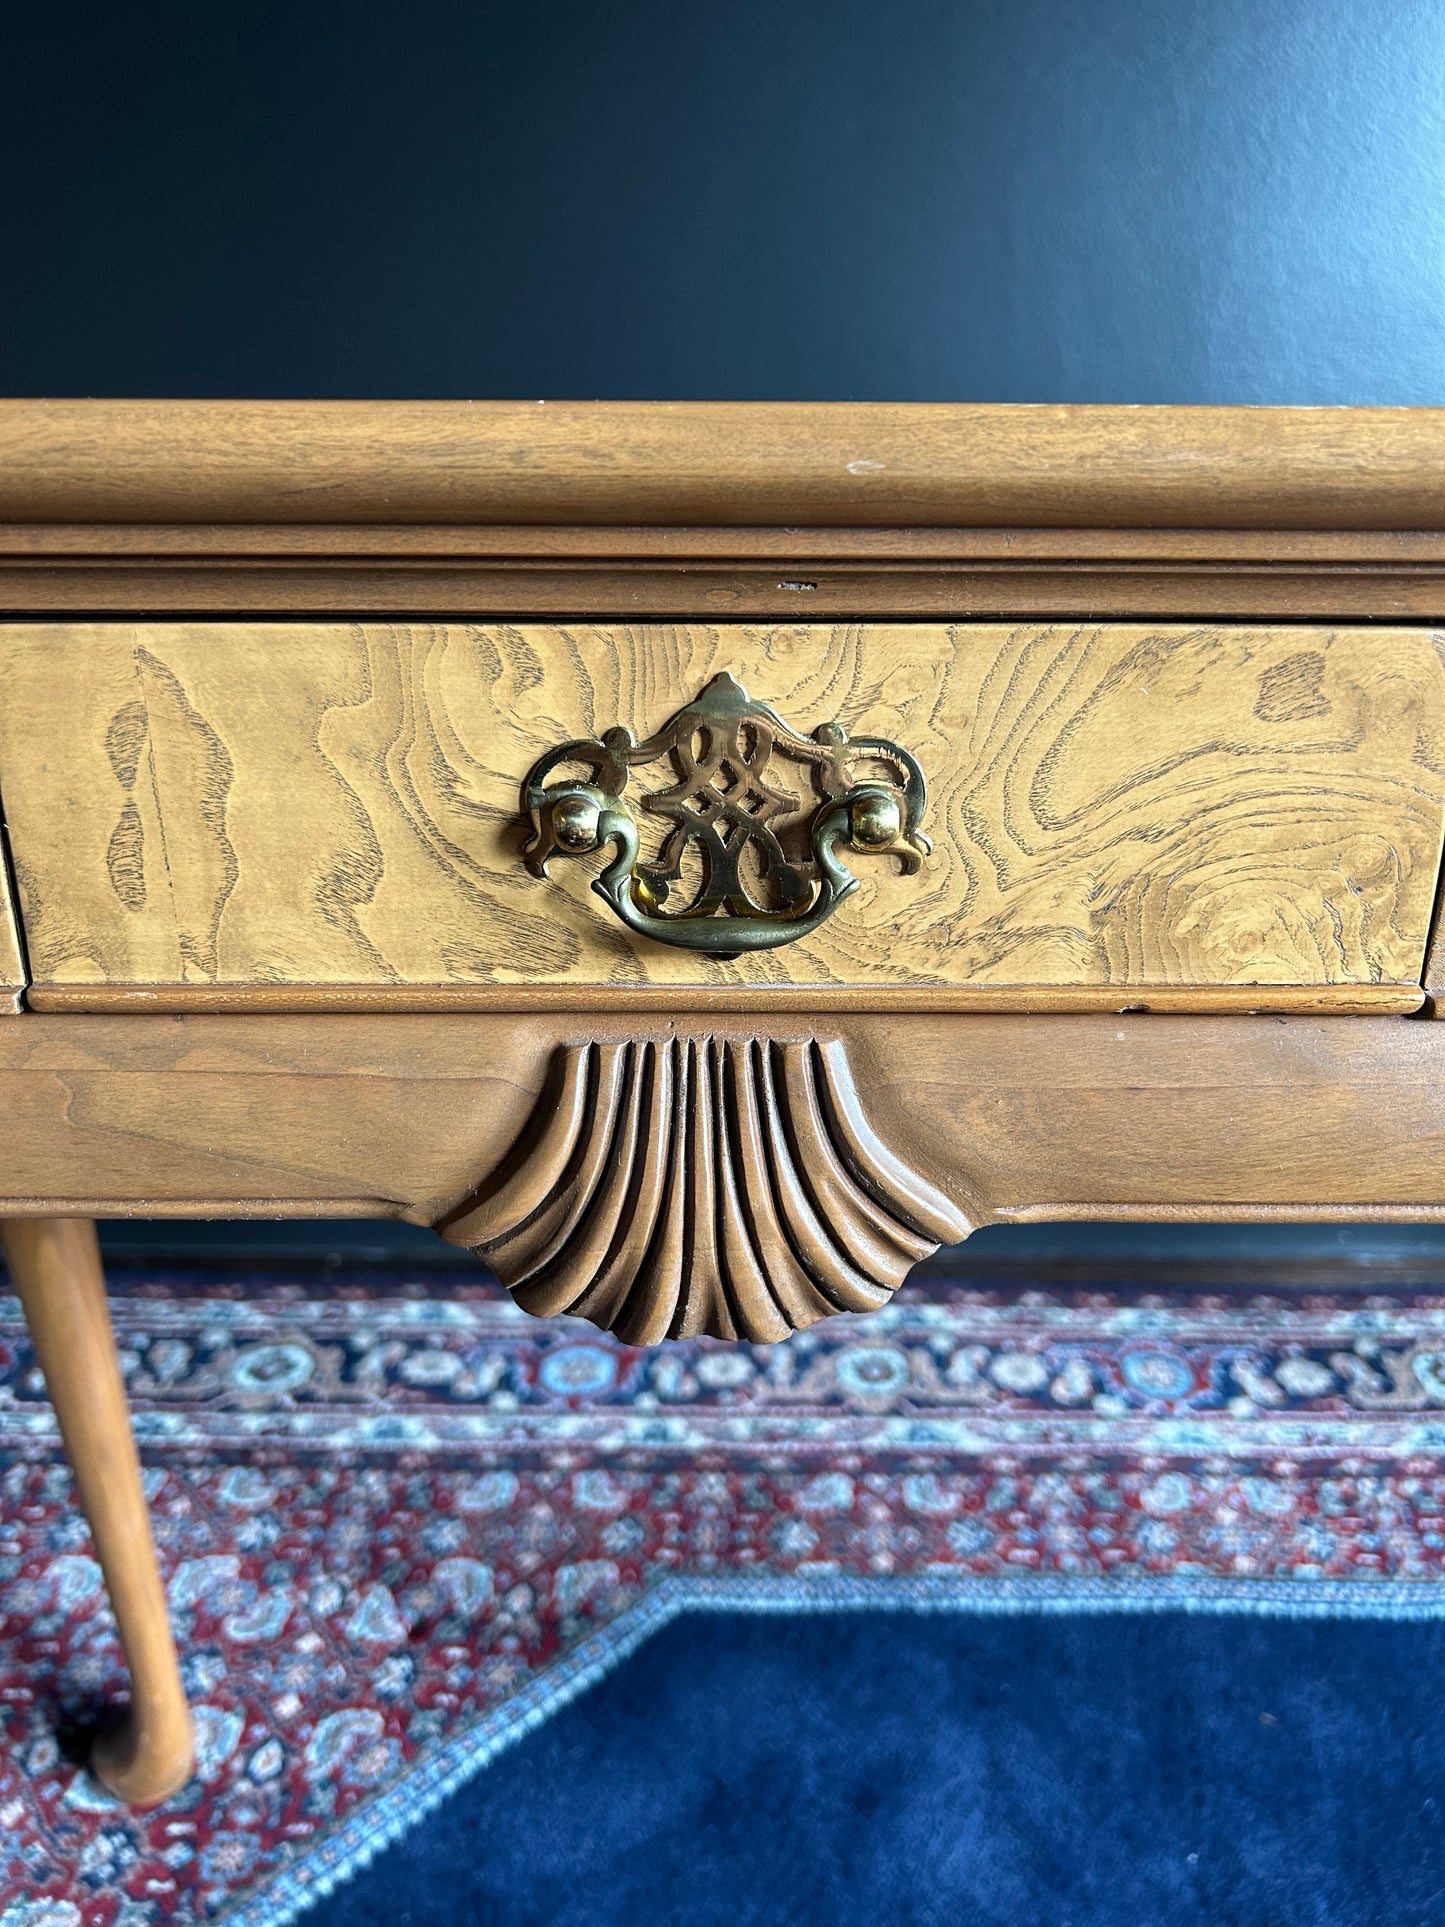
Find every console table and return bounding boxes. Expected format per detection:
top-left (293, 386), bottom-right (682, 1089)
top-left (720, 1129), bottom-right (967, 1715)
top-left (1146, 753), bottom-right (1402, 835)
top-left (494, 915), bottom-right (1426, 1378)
top-left (4, 399), bottom-right (1445, 1803)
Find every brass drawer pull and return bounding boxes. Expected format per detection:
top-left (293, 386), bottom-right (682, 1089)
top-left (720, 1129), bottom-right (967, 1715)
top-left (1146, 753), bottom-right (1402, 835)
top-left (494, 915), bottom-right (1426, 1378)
top-left (521, 672), bottom-right (930, 957)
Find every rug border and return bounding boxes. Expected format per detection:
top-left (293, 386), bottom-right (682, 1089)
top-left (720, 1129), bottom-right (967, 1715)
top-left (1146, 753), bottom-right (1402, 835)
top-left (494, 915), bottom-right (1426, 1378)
top-left (217, 1571), bottom-right (1445, 1927)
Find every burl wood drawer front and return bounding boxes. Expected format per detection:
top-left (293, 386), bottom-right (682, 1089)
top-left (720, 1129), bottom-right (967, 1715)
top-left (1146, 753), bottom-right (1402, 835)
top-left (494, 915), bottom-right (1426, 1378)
top-left (0, 619), bottom-right (1443, 1006)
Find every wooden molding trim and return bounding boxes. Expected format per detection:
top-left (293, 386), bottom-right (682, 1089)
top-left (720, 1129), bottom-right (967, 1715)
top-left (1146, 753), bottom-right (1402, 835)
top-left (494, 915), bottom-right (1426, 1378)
top-left (21, 984), bottom-right (1428, 1017)
top-left (10, 559), bottom-right (1445, 620)
top-left (8, 523), bottom-right (1445, 618)
top-left (995, 1201), bottom-right (1445, 1226)
top-left (6, 401), bottom-right (1445, 530)
top-left (8, 525), bottom-right (1445, 559)
top-left (441, 1035), bottom-right (970, 1342)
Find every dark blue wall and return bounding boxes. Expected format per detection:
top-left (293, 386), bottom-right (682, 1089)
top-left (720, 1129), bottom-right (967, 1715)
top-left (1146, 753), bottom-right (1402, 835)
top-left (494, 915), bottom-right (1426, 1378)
top-left (4, 0), bottom-right (1442, 402)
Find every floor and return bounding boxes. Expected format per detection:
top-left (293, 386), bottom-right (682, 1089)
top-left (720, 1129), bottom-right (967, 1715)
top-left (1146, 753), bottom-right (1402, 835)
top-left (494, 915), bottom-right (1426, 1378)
top-left (3, 1242), bottom-right (1445, 1922)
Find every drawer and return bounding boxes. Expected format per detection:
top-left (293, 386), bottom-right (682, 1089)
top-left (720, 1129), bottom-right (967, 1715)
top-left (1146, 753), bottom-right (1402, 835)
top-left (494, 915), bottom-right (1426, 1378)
top-left (0, 618), bottom-right (1443, 1009)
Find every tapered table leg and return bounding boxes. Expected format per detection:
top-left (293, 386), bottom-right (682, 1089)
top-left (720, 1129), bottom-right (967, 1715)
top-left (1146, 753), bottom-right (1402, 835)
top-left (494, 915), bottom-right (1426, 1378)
top-left (2, 1217), bottom-right (194, 1805)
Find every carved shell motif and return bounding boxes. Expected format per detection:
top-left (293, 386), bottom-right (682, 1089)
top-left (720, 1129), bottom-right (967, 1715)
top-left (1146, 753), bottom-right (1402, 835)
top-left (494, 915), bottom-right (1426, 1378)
top-left (441, 1037), bottom-right (970, 1344)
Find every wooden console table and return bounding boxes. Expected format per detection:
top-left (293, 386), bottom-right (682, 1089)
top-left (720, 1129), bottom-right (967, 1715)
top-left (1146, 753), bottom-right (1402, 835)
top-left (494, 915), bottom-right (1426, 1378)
top-left (4, 399), bottom-right (1445, 1802)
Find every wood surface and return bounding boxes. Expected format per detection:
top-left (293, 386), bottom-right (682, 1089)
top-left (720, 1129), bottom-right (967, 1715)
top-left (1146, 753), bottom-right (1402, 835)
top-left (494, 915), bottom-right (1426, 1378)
top-left (445, 1035), bottom-right (970, 1342)
top-left (9, 523), bottom-right (1445, 626)
top-left (2, 620), bottom-right (1442, 1003)
top-left (0, 838), bottom-right (23, 1013)
top-left (1421, 909), bottom-right (1445, 1016)
top-left (6, 401), bottom-right (1445, 528)
top-left (10, 526), bottom-right (1445, 558)
top-left (2, 1012), bottom-right (1445, 1229)
top-left (13, 554), bottom-right (1445, 621)
top-left (11, 526), bottom-right (1445, 558)
top-left (1, 1217), bottom-right (194, 1804)
top-left (24, 983), bottom-right (1425, 1015)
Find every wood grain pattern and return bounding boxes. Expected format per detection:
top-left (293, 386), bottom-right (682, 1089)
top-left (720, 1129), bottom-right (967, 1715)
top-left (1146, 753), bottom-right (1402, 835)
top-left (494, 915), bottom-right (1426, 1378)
top-left (3, 1012), bottom-right (1445, 1229)
top-left (6, 400), bottom-right (1445, 529)
top-left (1, 620), bottom-right (1442, 1002)
top-left (10, 565), bottom-right (1445, 625)
top-left (23, 983), bottom-right (1425, 1015)
top-left (11, 552), bottom-right (1445, 622)
top-left (1, 1218), bottom-right (194, 1803)
top-left (10, 524), bottom-right (1445, 620)
top-left (10, 526), bottom-right (1445, 559)
top-left (444, 1035), bottom-right (970, 1342)
top-left (10, 525), bottom-right (1445, 559)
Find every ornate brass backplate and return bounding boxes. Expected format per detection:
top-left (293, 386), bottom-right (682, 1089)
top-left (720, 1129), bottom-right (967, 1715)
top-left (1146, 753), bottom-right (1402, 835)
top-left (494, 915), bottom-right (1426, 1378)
top-left (520, 672), bottom-right (930, 956)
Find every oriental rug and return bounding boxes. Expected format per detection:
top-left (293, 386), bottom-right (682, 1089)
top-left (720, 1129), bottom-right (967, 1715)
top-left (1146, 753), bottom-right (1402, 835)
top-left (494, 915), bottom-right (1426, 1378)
top-left (3, 1267), bottom-right (1445, 1923)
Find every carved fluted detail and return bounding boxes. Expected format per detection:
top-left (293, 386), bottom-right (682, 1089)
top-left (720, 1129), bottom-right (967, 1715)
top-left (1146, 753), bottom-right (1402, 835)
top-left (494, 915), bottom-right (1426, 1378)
top-left (442, 1037), bottom-right (970, 1343)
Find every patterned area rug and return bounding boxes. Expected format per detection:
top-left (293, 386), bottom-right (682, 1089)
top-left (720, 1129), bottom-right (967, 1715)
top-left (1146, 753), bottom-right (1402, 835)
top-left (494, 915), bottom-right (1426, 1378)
top-left (5, 1265), bottom-right (1445, 1924)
